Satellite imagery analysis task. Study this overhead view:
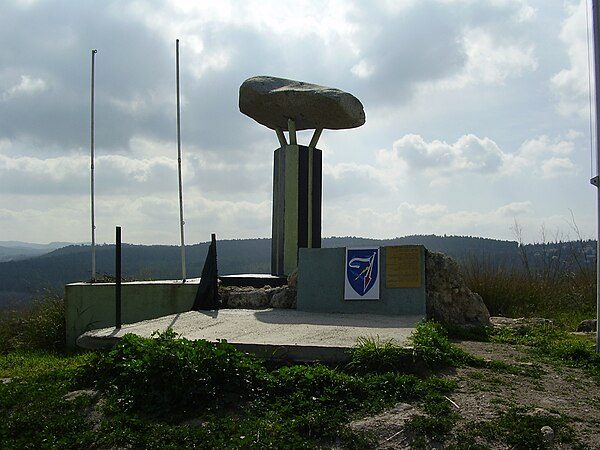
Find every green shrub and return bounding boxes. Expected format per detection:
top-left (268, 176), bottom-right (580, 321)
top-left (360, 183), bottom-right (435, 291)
top-left (91, 329), bottom-right (267, 416)
top-left (347, 336), bottom-right (412, 374)
top-left (0, 293), bottom-right (65, 352)
top-left (410, 321), bottom-right (474, 368)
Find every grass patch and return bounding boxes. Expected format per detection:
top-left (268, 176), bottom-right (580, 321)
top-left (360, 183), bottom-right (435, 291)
top-left (486, 324), bottom-right (600, 382)
top-left (456, 405), bottom-right (581, 450)
top-left (348, 321), bottom-right (480, 375)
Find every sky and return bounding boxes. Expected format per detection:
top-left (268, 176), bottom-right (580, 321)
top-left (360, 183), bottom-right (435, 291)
top-left (0, 0), bottom-right (597, 245)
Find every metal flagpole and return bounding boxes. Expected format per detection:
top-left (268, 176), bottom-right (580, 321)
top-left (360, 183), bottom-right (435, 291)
top-left (90, 49), bottom-right (97, 281)
top-left (592, 0), bottom-right (600, 352)
top-left (176, 39), bottom-right (187, 281)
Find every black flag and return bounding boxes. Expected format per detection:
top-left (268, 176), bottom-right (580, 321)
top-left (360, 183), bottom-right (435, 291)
top-left (192, 234), bottom-right (219, 310)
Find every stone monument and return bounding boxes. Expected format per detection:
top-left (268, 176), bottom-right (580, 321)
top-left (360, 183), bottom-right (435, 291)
top-left (239, 76), bottom-right (365, 276)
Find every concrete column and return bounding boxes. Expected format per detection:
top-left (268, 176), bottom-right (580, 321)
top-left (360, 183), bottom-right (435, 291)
top-left (272, 144), bottom-right (322, 276)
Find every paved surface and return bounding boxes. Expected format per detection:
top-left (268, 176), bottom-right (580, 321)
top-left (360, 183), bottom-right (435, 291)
top-left (77, 309), bottom-right (422, 363)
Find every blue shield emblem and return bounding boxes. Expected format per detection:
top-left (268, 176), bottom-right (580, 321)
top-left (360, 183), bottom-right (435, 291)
top-left (346, 248), bottom-right (379, 297)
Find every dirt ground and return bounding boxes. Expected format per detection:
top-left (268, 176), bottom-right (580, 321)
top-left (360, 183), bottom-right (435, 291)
top-left (351, 340), bottom-right (600, 449)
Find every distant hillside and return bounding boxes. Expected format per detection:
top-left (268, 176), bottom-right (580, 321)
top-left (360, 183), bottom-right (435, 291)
top-left (0, 235), bottom-right (595, 308)
top-left (0, 241), bottom-right (73, 262)
top-left (0, 239), bottom-right (271, 298)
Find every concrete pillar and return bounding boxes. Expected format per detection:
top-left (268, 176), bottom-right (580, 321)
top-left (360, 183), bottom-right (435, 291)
top-left (272, 144), bottom-right (322, 276)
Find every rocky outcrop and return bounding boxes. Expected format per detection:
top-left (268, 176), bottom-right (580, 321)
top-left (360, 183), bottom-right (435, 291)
top-left (270, 287), bottom-right (296, 309)
top-left (239, 76), bottom-right (365, 131)
top-left (425, 251), bottom-right (490, 327)
top-left (576, 319), bottom-right (597, 332)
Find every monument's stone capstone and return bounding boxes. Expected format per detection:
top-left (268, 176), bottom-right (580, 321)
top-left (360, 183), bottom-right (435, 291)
top-left (239, 76), bottom-right (365, 131)
top-left (425, 252), bottom-right (490, 327)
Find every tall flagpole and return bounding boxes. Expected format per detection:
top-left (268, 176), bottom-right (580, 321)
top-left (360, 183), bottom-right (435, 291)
top-left (592, 0), bottom-right (600, 352)
top-left (176, 39), bottom-right (187, 281)
top-left (90, 49), bottom-right (97, 281)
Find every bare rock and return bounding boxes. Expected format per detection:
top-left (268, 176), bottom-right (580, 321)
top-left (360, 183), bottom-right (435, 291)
top-left (287, 268), bottom-right (298, 289)
top-left (63, 389), bottom-right (97, 402)
top-left (219, 285), bottom-right (297, 309)
top-left (491, 317), bottom-right (556, 329)
top-left (239, 76), bottom-right (365, 131)
top-left (541, 425), bottom-right (555, 443)
top-left (270, 286), bottom-right (297, 309)
top-left (426, 252), bottom-right (490, 327)
top-left (221, 286), bottom-right (270, 309)
top-left (577, 319), bottom-right (597, 332)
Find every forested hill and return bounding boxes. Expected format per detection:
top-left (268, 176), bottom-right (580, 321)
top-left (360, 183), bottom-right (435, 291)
top-left (0, 235), bottom-right (595, 307)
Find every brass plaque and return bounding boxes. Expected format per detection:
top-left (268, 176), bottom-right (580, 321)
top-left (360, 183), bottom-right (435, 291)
top-left (386, 246), bottom-right (422, 288)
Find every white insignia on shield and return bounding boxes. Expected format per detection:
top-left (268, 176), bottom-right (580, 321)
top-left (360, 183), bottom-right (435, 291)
top-left (347, 249), bottom-right (378, 296)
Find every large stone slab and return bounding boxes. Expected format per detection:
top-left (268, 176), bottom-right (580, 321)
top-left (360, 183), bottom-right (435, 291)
top-left (239, 76), bottom-right (365, 131)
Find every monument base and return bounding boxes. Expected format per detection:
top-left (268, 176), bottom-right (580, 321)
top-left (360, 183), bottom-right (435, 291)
top-left (296, 246), bottom-right (426, 316)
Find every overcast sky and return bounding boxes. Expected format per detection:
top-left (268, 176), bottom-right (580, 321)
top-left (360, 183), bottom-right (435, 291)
top-left (0, 0), bottom-right (597, 245)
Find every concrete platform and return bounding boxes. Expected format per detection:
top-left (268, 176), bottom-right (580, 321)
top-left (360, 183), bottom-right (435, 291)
top-left (77, 309), bottom-right (422, 363)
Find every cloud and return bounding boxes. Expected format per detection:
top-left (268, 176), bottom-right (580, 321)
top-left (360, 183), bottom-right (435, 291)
top-left (504, 135), bottom-right (577, 178)
top-left (1, 75), bottom-right (47, 101)
top-left (375, 133), bottom-right (577, 182)
top-left (322, 200), bottom-right (534, 240)
top-left (550, 0), bottom-right (590, 119)
top-left (0, 0), bottom-right (595, 245)
top-left (0, 152), bottom-right (88, 195)
top-left (432, 27), bottom-right (538, 89)
top-left (377, 134), bottom-right (504, 177)
top-left (323, 162), bottom-right (394, 200)
top-left (343, 0), bottom-right (541, 109)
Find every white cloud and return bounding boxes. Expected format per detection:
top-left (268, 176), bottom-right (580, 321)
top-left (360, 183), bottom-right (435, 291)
top-left (377, 134), bottom-right (504, 177)
top-left (423, 27), bottom-right (538, 91)
top-left (505, 135), bottom-right (577, 178)
top-left (550, 0), bottom-right (590, 119)
top-left (350, 59), bottom-right (375, 79)
top-left (1, 75), bottom-right (47, 101)
top-left (323, 161), bottom-right (394, 200)
top-left (0, 153), bottom-right (87, 194)
top-left (323, 200), bottom-right (534, 241)
top-left (375, 133), bottom-right (577, 182)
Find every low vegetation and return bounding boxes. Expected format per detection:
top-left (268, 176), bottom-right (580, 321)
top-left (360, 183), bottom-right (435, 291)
top-left (1, 310), bottom-right (598, 448)
top-left (462, 238), bottom-right (596, 330)
top-left (0, 291), bottom-right (65, 353)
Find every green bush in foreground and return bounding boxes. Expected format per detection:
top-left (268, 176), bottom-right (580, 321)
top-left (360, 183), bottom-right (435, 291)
top-left (91, 329), bottom-right (267, 415)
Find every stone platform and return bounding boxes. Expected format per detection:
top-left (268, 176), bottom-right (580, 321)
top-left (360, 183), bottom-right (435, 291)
top-left (76, 308), bottom-right (421, 363)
